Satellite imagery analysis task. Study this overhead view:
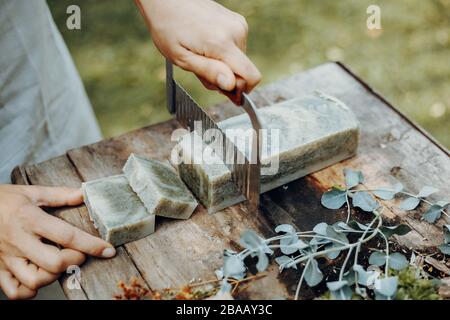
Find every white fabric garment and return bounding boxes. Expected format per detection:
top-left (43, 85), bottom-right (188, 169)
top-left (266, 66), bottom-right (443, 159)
top-left (0, 0), bottom-right (102, 183)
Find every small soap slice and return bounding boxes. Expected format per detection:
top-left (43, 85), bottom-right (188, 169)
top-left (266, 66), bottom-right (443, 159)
top-left (173, 94), bottom-right (359, 213)
top-left (123, 154), bottom-right (198, 219)
top-left (82, 174), bottom-right (155, 246)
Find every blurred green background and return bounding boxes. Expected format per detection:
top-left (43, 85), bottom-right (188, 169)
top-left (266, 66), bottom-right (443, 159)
top-left (48, 0), bottom-right (449, 147)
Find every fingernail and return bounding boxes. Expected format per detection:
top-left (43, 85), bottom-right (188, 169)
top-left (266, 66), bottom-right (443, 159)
top-left (217, 74), bottom-right (232, 90)
top-left (102, 247), bottom-right (116, 258)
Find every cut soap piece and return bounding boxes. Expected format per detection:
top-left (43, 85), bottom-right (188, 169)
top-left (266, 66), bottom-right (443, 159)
top-left (123, 154), bottom-right (198, 219)
top-left (173, 93), bottom-right (359, 213)
top-left (82, 174), bottom-right (155, 246)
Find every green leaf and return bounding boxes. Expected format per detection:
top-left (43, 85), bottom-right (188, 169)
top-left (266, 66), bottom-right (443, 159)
top-left (389, 253), bottom-right (408, 270)
top-left (352, 191), bottom-right (379, 212)
top-left (321, 189), bottom-right (347, 209)
top-left (304, 259), bottom-right (323, 287)
top-left (418, 186), bottom-right (439, 198)
top-left (344, 168), bottom-right (364, 189)
top-left (422, 204), bottom-right (443, 223)
top-left (369, 251), bottom-right (387, 266)
top-left (374, 276), bottom-right (398, 298)
top-left (380, 224), bottom-right (412, 238)
top-left (399, 197), bottom-right (420, 210)
top-left (438, 244), bottom-right (450, 255)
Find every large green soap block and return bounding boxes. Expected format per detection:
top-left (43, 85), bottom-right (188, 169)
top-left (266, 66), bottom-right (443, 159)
top-left (123, 154), bottom-right (198, 219)
top-left (82, 175), bottom-right (155, 246)
top-left (173, 94), bottom-right (359, 213)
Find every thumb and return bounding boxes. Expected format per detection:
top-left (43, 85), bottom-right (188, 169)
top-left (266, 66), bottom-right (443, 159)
top-left (177, 50), bottom-right (236, 91)
top-left (21, 186), bottom-right (83, 207)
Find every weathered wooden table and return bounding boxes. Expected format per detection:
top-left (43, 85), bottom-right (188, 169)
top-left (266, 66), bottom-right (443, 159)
top-left (12, 62), bottom-right (449, 300)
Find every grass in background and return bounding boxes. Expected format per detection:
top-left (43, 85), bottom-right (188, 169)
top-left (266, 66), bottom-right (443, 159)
top-left (48, 0), bottom-right (449, 147)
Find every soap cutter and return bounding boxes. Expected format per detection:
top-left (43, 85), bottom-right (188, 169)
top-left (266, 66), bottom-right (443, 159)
top-left (165, 59), bottom-right (262, 212)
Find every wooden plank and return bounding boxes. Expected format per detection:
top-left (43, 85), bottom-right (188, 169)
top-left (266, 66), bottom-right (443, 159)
top-left (22, 156), bottom-right (150, 299)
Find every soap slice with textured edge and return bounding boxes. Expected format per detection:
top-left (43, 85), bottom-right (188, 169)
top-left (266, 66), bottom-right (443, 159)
top-left (82, 174), bottom-right (155, 246)
top-left (173, 93), bottom-right (359, 213)
top-left (123, 154), bottom-right (198, 219)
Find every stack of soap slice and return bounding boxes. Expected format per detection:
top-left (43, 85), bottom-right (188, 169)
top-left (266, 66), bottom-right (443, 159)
top-left (82, 174), bottom-right (155, 246)
top-left (173, 94), bottom-right (360, 213)
top-left (82, 155), bottom-right (198, 246)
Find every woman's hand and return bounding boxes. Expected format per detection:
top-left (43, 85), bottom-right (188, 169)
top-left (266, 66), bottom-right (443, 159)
top-left (0, 185), bottom-right (116, 299)
top-left (136, 0), bottom-right (262, 94)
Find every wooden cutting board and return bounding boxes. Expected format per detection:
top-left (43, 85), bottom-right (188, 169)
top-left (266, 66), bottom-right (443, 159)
top-left (11, 62), bottom-right (449, 300)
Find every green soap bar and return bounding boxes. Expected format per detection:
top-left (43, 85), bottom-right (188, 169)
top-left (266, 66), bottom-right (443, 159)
top-left (123, 154), bottom-right (198, 219)
top-left (173, 94), bottom-right (359, 213)
top-left (82, 175), bottom-right (155, 246)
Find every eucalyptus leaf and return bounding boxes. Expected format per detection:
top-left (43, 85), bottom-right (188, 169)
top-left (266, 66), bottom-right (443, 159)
top-left (275, 224), bottom-right (296, 234)
top-left (326, 280), bottom-right (348, 291)
top-left (325, 225), bottom-right (349, 244)
top-left (373, 181), bottom-right (403, 200)
top-left (399, 197), bottom-right (421, 210)
top-left (256, 252), bottom-right (269, 272)
top-left (380, 224), bottom-right (411, 238)
top-left (303, 259), bottom-right (323, 287)
top-left (325, 243), bottom-right (341, 259)
top-left (443, 225), bottom-right (450, 243)
top-left (438, 244), bottom-right (450, 255)
top-left (368, 251), bottom-right (387, 266)
top-left (330, 285), bottom-right (353, 300)
top-left (333, 221), bottom-right (358, 233)
top-left (418, 186), bottom-right (439, 198)
top-left (321, 189), bottom-right (347, 209)
top-left (313, 222), bottom-right (329, 236)
top-left (436, 200), bottom-right (449, 208)
top-left (389, 252), bottom-right (408, 270)
top-left (422, 204), bottom-right (443, 223)
top-left (240, 229), bottom-right (273, 255)
top-left (275, 255), bottom-right (297, 271)
top-left (223, 254), bottom-right (246, 279)
top-left (280, 239), bottom-right (309, 255)
top-left (348, 220), bottom-right (372, 231)
top-left (344, 168), bottom-right (364, 189)
top-left (374, 276), bottom-right (398, 298)
top-left (353, 264), bottom-right (379, 286)
top-left (352, 191), bottom-right (380, 212)
top-left (373, 189), bottom-right (396, 200)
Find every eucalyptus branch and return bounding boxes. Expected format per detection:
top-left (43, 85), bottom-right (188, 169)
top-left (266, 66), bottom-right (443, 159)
top-left (294, 258), bottom-right (311, 300)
